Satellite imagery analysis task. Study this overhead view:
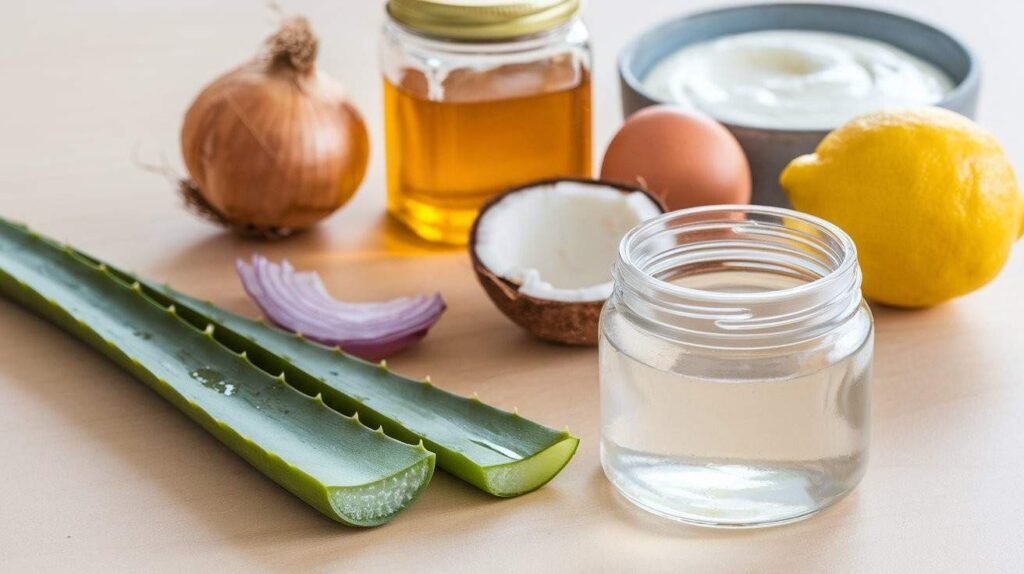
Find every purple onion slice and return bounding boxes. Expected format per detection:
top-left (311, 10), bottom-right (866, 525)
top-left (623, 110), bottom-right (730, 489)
top-left (236, 255), bottom-right (445, 361)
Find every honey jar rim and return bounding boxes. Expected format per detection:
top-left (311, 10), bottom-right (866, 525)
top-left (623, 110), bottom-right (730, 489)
top-left (387, 0), bottom-right (581, 41)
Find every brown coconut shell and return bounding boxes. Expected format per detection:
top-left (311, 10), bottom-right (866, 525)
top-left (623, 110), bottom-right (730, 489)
top-left (469, 178), bottom-right (666, 346)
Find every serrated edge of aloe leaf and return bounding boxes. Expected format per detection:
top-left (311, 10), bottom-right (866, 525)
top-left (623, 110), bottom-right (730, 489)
top-left (160, 287), bottom-right (581, 497)
top-left (107, 267), bottom-right (438, 526)
top-left (0, 220), bottom-right (435, 527)
top-left (74, 249), bottom-right (580, 497)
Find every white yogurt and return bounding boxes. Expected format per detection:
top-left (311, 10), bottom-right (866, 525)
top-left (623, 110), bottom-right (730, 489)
top-left (642, 30), bottom-right (953, 130)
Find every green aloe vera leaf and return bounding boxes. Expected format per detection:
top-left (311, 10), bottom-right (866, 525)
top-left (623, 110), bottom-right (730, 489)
top-left (146, 284), bottom-right (580, 497)
top-left (0, 218), bottom-right (434, 527)
top-left (83, 257), bottom-right (579, 497)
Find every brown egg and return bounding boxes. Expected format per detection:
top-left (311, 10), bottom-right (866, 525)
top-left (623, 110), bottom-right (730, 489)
top-left (601, 105), bottom-right (751, 211)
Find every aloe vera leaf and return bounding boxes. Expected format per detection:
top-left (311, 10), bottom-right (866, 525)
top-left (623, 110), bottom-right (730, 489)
top-left (139, 282), bottom-right (580, 497)
top-left (79, 256), bottom-right (579, 497)
top-left (0, 219), bottom-right (434, 527)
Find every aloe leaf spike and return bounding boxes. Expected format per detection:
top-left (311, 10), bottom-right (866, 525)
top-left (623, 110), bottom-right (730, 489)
top-left (0, 218), bottom-right (434, 526)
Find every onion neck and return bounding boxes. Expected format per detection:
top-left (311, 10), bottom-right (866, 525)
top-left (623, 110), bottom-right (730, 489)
top-left (265, 16), bottom-right (318, 75)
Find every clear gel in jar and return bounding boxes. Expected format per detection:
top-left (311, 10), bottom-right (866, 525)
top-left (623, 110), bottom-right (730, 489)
top-left (600, 206), bottom-right (873, 528)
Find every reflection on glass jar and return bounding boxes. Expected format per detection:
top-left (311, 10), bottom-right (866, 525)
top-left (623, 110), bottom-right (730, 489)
top-left (380, 1), bottom-right (592, 244)
top-left (600, 206), bottom-right (873, 528)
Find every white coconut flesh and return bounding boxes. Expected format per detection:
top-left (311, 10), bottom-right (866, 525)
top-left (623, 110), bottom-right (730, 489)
top-left (474, 181), bottom-right (663, 302)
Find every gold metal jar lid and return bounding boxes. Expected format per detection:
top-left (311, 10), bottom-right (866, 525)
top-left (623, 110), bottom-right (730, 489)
top-left (387, 0), bottom-right (581, 41)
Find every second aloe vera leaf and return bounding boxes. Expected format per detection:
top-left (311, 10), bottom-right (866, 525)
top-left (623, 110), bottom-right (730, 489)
top-left (0, 219), bottom-right (434, 526)
top-left (127, 280), bottom-right (579, 497)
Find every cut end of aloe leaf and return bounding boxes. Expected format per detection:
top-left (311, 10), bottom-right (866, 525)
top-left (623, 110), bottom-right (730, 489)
top-left (86, 257), bottom-right (581, 499)
top-left (481, 435), bottom-right (579, 497)
top-left (0, 217), bottom-right (437, 528)
top-left (330, 455), bottom-right (434, 527)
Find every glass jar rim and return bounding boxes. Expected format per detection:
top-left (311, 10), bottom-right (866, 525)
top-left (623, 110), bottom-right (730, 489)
top-left (387, 0), bottom-right (581, 42)
top-left (383, 14), bottom-right (583, 54)
top-left (613, 205), bottom-right (865, 348)
top-left (617, 205), bottom-right (859, 303)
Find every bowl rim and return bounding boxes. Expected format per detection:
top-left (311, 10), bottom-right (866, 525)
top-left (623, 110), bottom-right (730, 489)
top-left (617, 2), bottom-right (981, 134)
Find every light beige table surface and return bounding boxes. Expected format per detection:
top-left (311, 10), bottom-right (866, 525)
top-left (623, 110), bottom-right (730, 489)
top-left (1, 0), bottom-right (1021, 572)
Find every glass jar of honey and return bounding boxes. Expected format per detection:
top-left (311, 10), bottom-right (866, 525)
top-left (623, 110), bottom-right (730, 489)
top-left (381, 0), bottom-right (592, 244)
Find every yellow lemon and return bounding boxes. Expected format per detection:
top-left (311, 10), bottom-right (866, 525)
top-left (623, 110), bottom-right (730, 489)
top-left (781, 107), bottom-right (1024, 308)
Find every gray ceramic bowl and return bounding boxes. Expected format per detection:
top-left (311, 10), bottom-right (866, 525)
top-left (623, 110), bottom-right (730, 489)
top-left (618, 3), bottom-right (980, 207)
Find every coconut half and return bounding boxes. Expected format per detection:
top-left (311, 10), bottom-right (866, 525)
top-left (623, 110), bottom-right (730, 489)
top-left (469, 179), bottom-right (664, 345)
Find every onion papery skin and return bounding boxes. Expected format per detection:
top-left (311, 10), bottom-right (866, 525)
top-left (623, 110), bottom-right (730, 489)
top-left (237, 255), bottom-right (446, 361)
top-left (181, 18), bottom-right (369, 235)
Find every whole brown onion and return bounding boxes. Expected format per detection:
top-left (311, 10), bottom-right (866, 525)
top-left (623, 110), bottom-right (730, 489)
top-left (181, 16), bottom-right (369, 238)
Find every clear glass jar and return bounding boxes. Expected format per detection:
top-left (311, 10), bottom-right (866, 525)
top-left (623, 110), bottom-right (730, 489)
top-left (600, 206), bottom-right (873, 528)
top-left (380, 0), bottom-right (592, 244)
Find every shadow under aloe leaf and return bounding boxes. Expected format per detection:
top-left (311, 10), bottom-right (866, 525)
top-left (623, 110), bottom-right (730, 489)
top-left (1, 299), bottom-right (520, 542)
top-left (0, 299), bottom-right (363, 538)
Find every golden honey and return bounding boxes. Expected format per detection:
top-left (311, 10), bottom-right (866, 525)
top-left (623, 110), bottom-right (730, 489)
top-left (384, 68), bottom-right (592, 244)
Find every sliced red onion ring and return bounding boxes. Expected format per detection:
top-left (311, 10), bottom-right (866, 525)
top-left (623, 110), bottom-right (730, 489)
top-left (236, 255), bottom-right (446, 361)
